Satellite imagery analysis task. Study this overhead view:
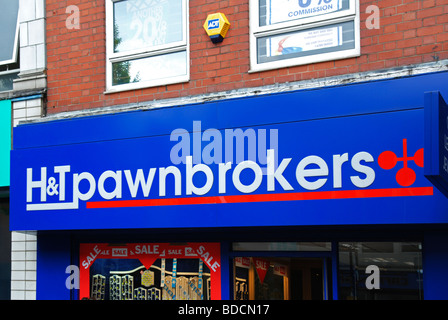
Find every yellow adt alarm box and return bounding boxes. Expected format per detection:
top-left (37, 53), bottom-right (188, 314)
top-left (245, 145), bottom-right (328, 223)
top-left (203, 13), bottom-right (230, 43)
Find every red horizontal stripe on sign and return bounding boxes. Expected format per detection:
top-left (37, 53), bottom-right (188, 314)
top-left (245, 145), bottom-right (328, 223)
top-left (86, 187), bottom-right (433, 209)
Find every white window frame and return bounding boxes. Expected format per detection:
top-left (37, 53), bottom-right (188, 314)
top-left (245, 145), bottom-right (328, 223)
top-left (0, 20), bottom-right (19, 66)
top-left (0, 0), bottom-right (19, 66)
top-left (105, 0), bottom-right (189, 93)
top-left (249, 0), bottom-right (360, 73)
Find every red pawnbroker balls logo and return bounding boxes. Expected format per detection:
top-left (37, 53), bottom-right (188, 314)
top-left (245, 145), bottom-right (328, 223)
top-left (378, 139), bottom-right (424, 187)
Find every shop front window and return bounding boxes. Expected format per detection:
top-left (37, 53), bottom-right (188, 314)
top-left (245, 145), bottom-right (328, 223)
top-left (338, 242), bottom-right (423, 300)
top-left (79, 242), bottom-right (221, 300)
top-left (232, 242), bottom-right (332, 300)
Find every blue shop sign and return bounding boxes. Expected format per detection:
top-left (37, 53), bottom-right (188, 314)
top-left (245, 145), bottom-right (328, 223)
top-left (10, 73), bottom-right (448, 231)
top-left (424, 91), bottom-right (448, 198)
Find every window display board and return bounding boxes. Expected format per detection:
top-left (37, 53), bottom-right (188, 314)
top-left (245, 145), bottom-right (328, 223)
top-left (79, 242), bottom-right (221, 300)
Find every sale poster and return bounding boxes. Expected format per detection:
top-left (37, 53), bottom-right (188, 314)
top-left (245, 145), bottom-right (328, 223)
top-left (253, 258), bottom-right (270, 284)
top-left (79, 242), bottom-right (221, 300)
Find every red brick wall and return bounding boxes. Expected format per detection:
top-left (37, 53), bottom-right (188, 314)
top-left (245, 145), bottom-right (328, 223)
top-left (46, 0), bottom-right (448, 114)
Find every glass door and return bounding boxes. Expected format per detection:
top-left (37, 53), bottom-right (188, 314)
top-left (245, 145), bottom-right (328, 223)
top-left (290, 258), bottom-right (324, 300)
top-left (233, 256), bottom-right (331, 300)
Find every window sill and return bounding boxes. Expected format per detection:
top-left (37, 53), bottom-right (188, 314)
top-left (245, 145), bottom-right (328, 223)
top-left (249, 50), bottom-right (360, 74)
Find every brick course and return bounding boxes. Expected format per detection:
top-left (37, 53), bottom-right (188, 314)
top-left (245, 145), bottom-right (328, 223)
top-left (46, 0), bottom-right (448, 114)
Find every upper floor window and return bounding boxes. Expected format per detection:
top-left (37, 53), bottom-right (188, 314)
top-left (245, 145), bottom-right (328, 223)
top-left (0, 0), bottom-right (19, 92)
top-left (106, 0), bottom-right (189, 93)
top-left (249, 0), bottom-right (360, 72)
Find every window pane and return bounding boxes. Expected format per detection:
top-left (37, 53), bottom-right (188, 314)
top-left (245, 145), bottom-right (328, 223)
top-left (80, 243), bottom-right (221, 300)
top-left (0, 0), bottom-right (19, 64)
top-left (113, 0), bottom-right (184, 53)
top-left (89, 258), bottom-right (211, 300)
top-left (338, 242), bottom-right (423, 300)
top-left (259, 0), bottom-right (350, 26)
top-left (112, 51), bottom-right (187, 86)
top-left (0, 71), bottom-right (19, 92)
top-left (257, 21), bottom-right (355, 64)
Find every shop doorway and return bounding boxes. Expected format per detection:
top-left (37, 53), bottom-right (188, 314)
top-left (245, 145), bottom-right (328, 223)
top-left (233, 257), bottom-right (330, 300)
top-left (290, 259), bottom-right (324, 300)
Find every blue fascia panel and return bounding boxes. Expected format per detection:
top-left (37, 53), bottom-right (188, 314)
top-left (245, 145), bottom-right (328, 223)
top-left (13, 71), bottom-right (448, 150)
